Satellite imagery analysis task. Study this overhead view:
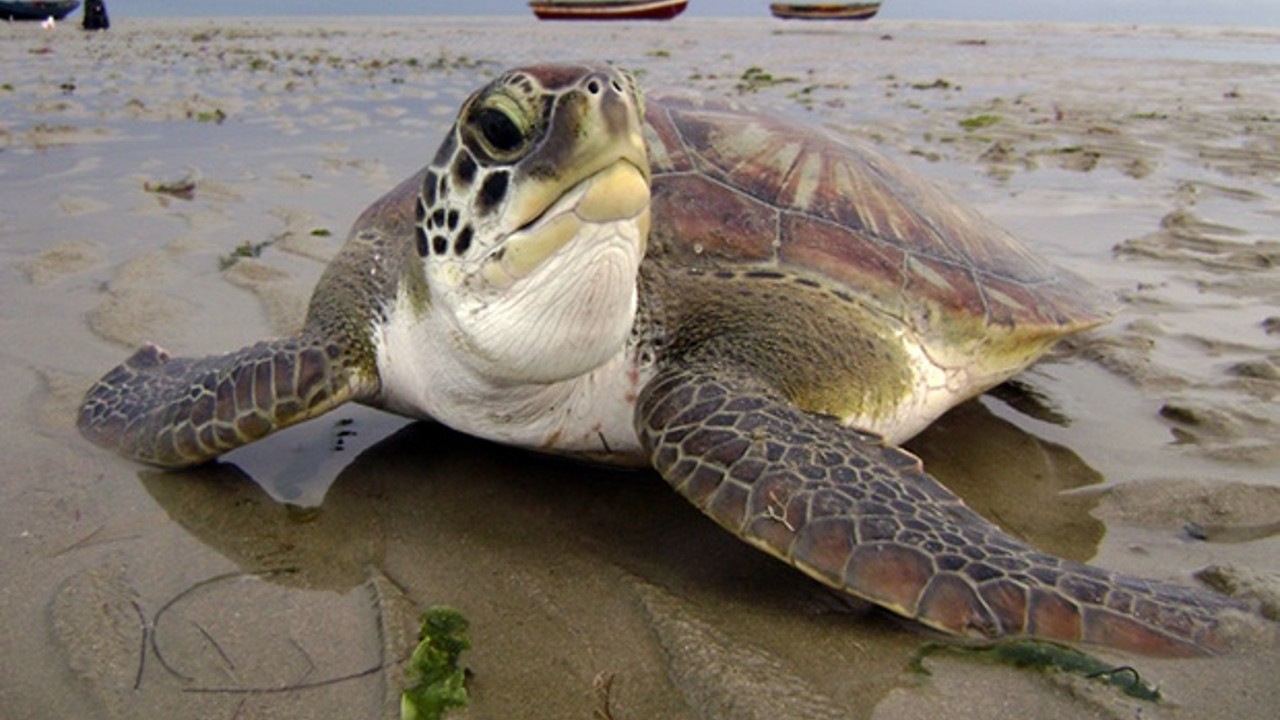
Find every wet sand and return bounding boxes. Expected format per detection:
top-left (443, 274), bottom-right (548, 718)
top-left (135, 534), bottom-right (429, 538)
top-left (2, 16), bottom-right (1279, 720)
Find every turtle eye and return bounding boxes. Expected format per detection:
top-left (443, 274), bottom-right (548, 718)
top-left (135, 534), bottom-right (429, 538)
top-left (476, 108), bottom-right (523, 154)
top-left (468, 92), bottom-right (533, 161)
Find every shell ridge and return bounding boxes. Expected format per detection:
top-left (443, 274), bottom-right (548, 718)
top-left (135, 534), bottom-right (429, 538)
top-left (775, 138), bottom-right (813, 209)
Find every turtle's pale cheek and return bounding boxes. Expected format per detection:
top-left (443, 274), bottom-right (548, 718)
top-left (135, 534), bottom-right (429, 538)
top-left (481, 160), bottom-right (649, 288)
top-left (481, 213), bottom-right (582, 289)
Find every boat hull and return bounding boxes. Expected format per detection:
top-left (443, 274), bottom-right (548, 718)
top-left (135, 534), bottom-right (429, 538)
top-left (769, 2), bottom-right (881, 21)
top-left (0, 0), bottom-right (80, 21)
top-left (530, 0), bottom-right (688, 21)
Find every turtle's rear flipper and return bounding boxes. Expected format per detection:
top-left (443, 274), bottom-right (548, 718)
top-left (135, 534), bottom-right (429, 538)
top-left (78, 337), bottom-right (375, 468)
top-left (637, 360), bottom-right (1255, 657)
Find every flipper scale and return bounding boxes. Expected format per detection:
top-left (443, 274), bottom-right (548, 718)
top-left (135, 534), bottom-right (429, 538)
top-left (78, 336), bottom-right (369, 468)
top-left (637, 362), bottom-right (1252, 657)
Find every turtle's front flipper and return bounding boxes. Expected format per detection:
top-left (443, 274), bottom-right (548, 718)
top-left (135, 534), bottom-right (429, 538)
top-left (637, 362), bottom-right (1253, 657)
top-left (78, 336), bottom-right (376, 468)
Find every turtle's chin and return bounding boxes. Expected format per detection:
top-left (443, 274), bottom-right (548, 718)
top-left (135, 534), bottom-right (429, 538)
top-left (480, 159), bottom-right (649, 289)
top-left (452, 162), bottom-right (650, 385)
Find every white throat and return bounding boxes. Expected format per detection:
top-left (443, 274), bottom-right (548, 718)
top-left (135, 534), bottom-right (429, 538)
top-left (450, 217), bottom-right (642, 384)
top-left (374, 216), bottom-right (649, 461)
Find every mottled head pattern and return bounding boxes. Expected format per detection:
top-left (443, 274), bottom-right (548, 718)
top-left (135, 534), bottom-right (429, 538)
top-left (412, 64), bottom-right (651, 383)
top-left (415, 65), bottom-right (648, 283)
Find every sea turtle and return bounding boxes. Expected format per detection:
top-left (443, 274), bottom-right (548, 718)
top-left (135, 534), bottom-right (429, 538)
top-left (79, 63), bottom-right (1250, 657)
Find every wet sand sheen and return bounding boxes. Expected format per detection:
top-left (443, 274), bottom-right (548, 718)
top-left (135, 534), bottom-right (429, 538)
top-left (2, 16), bottom-right (1279, 720)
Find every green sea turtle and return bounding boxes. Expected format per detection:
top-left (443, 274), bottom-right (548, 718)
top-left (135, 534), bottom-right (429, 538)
top-left (80, 64), bottom-right (1251, 657)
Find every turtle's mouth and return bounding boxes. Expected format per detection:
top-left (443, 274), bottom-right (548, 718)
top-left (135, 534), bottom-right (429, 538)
top-left (481, 158), bottom-right (650, 287)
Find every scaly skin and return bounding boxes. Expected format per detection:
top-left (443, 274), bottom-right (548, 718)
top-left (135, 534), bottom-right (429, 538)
top-left (76, 192), bottom-right (410, 467)
top-left (76, 336), bottom-right (364, 467)
top-left (637, 359), bottom-right (1250, 657)
top-left (76, 249), bottom-right (391, 468)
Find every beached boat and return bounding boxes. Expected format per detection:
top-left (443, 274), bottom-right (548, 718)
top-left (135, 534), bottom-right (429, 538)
top-left (769, 2), bottom-right (881, 21)
top-left (529, 0), bottom-right (688, 21)
top-left (0, 0), bottom-right (80, 21)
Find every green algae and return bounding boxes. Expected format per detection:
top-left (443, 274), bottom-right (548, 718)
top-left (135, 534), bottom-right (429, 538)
top-left (401, 606), bottom-right (471, 720)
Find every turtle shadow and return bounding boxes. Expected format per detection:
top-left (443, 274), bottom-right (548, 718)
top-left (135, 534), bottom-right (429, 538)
top-left (138, 393), bottom-right (1105, 598)
top-left (905, 395), bottom-right (1106, 564)
top-left (134, 395), bottom-right (1108, 717)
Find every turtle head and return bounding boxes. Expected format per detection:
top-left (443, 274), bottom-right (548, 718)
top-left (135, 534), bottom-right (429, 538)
top-left (415, 64), bottom-right (650, 383)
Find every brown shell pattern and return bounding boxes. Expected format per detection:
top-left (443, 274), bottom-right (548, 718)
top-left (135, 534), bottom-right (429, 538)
top-left (642, 95), bottom-right (1113, 334)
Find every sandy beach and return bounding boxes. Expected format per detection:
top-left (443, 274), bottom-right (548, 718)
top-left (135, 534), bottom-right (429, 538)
top-left (2, 15), bottom-right (1278, 719)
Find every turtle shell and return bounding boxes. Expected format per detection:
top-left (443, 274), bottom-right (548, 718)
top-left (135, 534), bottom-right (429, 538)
top-left (641, 95), bottom-right (1113, 344)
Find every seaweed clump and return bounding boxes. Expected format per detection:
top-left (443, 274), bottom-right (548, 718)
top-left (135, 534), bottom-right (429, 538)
top-left (401, 606), bottom-right (472, 720)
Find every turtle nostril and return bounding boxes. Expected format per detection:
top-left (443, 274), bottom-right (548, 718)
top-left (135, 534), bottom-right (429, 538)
top-left (586, 78), bottom-right (602, 95)
top-left (610, 79), bottom-right (623, 93)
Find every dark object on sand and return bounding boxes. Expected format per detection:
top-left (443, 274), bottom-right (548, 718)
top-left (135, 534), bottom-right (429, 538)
top-left (82, 0), bottom-right (107, 30)
top-left (0, 0), bottom-right (80, 21)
